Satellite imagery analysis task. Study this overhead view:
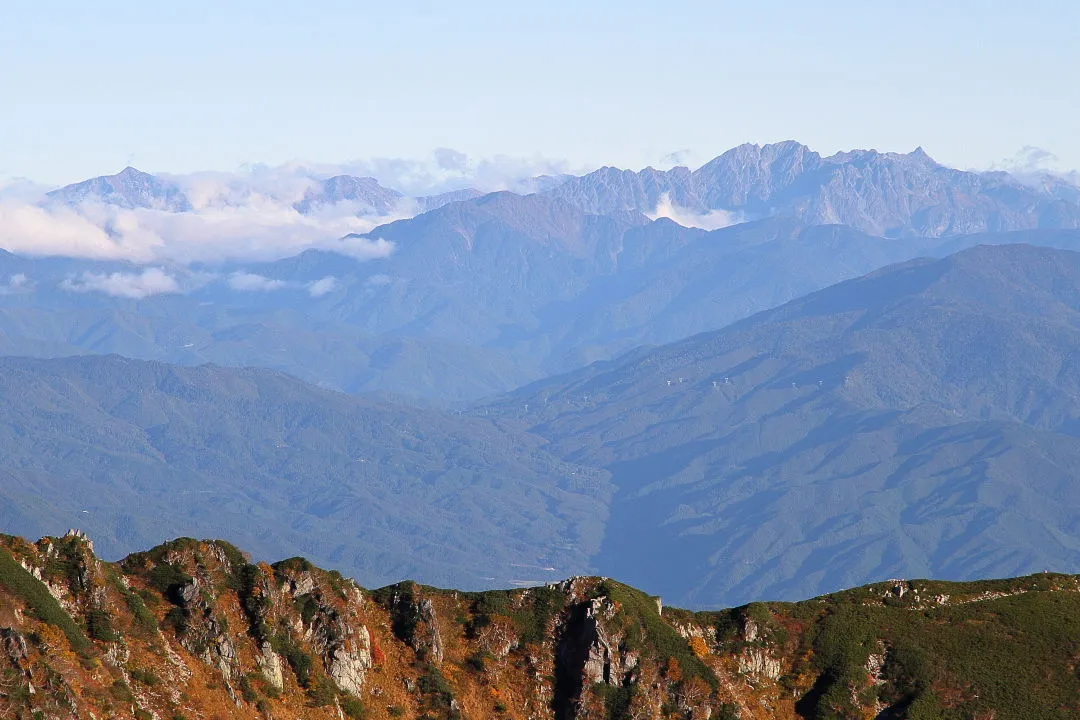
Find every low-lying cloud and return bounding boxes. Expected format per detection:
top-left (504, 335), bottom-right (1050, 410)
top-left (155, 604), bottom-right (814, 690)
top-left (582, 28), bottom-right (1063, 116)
top-left (0, 273), bottom-right (31, 294)
top-left (319, 149), bottom-right (580, 196)
top-left (990, 146), bottom-right (1080, 188)
top-left (224, 272), bottom-right (340, 298)
top-left (227, 271), bottom-right (288, 292)
top-left (0, 198), bottom-right (398, 265)
top-left (647, 193), bottom-right (742, 231)
top-left (307, 276), bottom-right (338, 297)
top-left (0, 149), bottom-right (581, 265)
top-left (61, 268), bottom-right (182, 299)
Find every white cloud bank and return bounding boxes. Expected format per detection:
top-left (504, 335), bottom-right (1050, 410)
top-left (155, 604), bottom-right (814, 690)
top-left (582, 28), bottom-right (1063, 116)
top-left (646, 193), bottom-right (742, 231)
top-left (0, 149), bottom-right (581, 266)
top-left (0, 198), bottom-right (398, 265)
top-left (61, 268), bottom-right (182, 299)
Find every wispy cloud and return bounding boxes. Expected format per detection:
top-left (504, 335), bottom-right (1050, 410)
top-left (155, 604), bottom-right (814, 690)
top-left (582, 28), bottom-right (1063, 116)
top-left (990, 146), bottom-right (1080, 188)
top-left (0, 273), bottom-right (32, 295)
top-left (0, 178), bottom-right (50, 202)
top-left (315, 149), bottom-right (580, 196)
top-left (227, 271), bottom-right (289, 292)
top-left (307, 276), bottom-right (338, 297)
top-left (646, 193), bottom-right (742, 231)
top-left (61, 268), bottom-right (181, 299)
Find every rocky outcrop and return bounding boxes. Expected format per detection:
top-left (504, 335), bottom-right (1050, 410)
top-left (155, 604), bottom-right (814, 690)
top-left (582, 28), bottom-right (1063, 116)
top-left (737, 648), bottom-right (782, 681)
top-left (1, 533), bottom-right (1077, 720)
top-left (1, 627), bottom-right (28, 667)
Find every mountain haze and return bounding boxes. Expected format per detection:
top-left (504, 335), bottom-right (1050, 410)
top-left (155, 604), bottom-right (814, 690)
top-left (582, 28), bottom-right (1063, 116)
top-left (491, 243), bottom-right (1080, 606)
top-left (0, 355), bottom-right (608, 590)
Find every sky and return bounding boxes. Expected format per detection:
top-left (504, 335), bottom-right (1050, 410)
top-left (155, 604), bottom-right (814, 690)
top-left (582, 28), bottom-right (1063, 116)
top-left (2, 0), bottom-right (1078, 185)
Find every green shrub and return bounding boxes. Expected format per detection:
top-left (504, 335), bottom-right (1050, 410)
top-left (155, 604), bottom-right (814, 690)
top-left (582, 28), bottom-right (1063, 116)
top-left (308, 675), bottom-right (337, 707)
top-left (147, 562), bottom-right (194, 605)
top-left (593, 580), bottom-right (716, 689)
top-left (123, 588), bottom-right (158, 633)
top-left (0, 548), bottom-right (90, 652)
top-left (129, 667), bottom-right (160, 686)
top-left (110, 679), bottom-right (134, 703)
top-left (341, 693), bottom-right (366, 718)
top-left (595, 683), bottom-right (633, 720)
top-left (271, 631), bottom-right (314, 687)
top-left (87, 608), bottom-right (120, 642)
top-left (373, 583), bottom-right (423, 645)
top-left (239, 672), bottom-right (258, 702)
top-left (465, 650), bottom-right (489, 673)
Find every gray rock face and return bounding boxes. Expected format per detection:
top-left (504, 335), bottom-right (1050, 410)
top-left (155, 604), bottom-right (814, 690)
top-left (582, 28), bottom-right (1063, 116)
top-left (1, 628), bottom-right (28, 667)
top-left (737, 649), bottom-right (782, 681)
top-left (257, 641), bottom-right (284, 692)
top-left (325, 625), bottom-right (373, 696)
top-left (416, 598), bottom-right (444, 666)
top-left (554, 594), bottom-right (640, 720)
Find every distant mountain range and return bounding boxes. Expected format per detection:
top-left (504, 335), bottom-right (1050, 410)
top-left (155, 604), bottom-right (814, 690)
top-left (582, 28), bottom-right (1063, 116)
top-left (5, 193), bottom-right (1080, 402)
top-left (488, 243), bottom-right (1080, 605)
top-left (3, 244), bottom-right (1080, 608)
top-left (547, 142), bottom-right (1080, 236)
top-left (34, 141), bottom-right (1080, 237)
top-left (0, 355), bottom-right (606, 590)
top-left (5, 142), bottom-right (1080, 608)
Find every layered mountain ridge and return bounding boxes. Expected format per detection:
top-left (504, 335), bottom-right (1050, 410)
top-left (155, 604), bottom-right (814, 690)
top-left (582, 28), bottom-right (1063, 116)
top-left (487, 243), bottom-right (1080, 605)
top-left (36, 141), bottom-right (1080, 238)
top-left (4, 244), bottom-right (1080, 610)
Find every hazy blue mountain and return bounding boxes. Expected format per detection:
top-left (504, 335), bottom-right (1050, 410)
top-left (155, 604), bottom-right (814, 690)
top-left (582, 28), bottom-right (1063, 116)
top-left (416, 187), bottom-right (484, 211)
top-left (546, 142), bottom-right (1080, 237)
top-left (44, 166), bottom-right (193, 211)
top-left (0, 354), bottom-right (610, 589)
top-left (6, 245), bottom-right (1080, 609)
top-left (7, 183), bottom-right (1080, 401)
top-left (293, 174), bottom-right (403, 215)
top-left (488, 243), bottom-right (1080, 607)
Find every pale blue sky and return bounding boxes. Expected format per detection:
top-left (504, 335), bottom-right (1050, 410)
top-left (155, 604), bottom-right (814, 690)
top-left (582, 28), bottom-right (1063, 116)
top-left (3, 0), bottom-right (1077, 184)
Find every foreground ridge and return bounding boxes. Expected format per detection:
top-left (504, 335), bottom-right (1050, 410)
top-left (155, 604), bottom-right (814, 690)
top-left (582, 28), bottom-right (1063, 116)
top-left (1, 533), bottom-right (1078, 720)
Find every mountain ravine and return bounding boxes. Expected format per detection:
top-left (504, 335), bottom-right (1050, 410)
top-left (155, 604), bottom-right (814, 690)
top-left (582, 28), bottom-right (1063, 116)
top-left (1, 531), bottom-right (1079, 720)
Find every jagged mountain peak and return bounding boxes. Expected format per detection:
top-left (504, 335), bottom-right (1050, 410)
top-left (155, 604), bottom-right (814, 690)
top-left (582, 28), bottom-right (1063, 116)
top-left (45, 166), bottom-right (192, 211)
top-left (293, 174), bottom-right (403, 215)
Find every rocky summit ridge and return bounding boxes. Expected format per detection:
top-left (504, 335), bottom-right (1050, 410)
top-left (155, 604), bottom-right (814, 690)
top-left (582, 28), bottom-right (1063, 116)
top-left (1, 532), bottom-right (1079, 720)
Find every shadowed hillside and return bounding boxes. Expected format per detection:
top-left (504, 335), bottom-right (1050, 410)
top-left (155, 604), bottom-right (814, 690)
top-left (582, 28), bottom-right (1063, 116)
top-left (491, 244), bottom-right (1080, 606)
top-left (0, 355), bottom-right (610, 590)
